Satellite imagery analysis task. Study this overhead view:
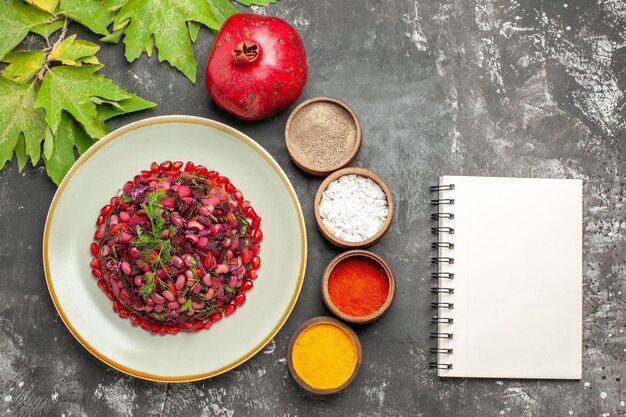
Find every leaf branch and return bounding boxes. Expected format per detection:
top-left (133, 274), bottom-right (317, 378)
top-left (36, 16), bottom-right (68, 81)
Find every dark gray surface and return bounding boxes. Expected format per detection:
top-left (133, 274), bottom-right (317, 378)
top-left (1, 0), bottom-right (625, 416)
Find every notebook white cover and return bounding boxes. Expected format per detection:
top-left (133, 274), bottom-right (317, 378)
top-left (435, 176), bottom-right (582, 379)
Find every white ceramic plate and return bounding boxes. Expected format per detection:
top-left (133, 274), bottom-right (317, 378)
top-left (43, 116), bottom-right (306, 382)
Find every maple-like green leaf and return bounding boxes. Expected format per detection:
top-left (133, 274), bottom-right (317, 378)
top-left (35, 65), bottom-right (155, 138)
top-left (209, 0), bottom-right (238, 26)
top-left (49, 34), bottom-right (100, 65)
top-left (0, 0), bottom-right (54, 60)
top-left (59, 0), bottom-right (126, 36)
top-left (30, 18), bottom-right (64, 39)
top-left (96, 95), bottom-right (155, 120)
top-left (43, 112), bottom-right (95, 184)
top-left (0, 78), bottom-right (46, 170)
top-left (14, 136), bottom-right (29, 172)
top-left (25, 0), bottom-right (59, 13)
top-left (100, 25), bottom-right (127, 43)
top-left (188, 21), bottom-right (201, 43)
top-left (234, 0), bottom-right (276, 5)
top-left (1, 50), bottom-right (47, 83)
top-left (115, 0), bottom-right (221, 82)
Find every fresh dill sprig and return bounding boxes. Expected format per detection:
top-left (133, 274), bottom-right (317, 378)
top-left (141, 189), bottom-right (167, 239)
top-left (140, 273), bottom-right (156, 297)
top-left (180, 298), bottom-right (192, 312)
top-left (132, 190), bottom-right (174, 294)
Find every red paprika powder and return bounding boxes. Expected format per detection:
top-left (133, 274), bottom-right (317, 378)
top-left (328, 256), bottom-right (389, 317)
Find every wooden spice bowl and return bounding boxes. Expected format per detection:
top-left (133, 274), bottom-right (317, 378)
top-left (321, 250), bottom-right (395, 324)
top-left (285, 97), bottom-right (362, 176)
top-left (287, 316), bottom-right (363, 395)
top-left (314, 167), bottom-right (394, 248)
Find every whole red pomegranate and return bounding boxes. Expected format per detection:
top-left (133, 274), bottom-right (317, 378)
top-left (204, 13), bottom-right (307, 120)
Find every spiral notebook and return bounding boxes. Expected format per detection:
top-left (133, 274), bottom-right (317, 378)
top-left (429, 176), bottom-right (582, 379)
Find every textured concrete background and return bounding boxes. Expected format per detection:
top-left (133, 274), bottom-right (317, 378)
top-left (1, 0), bottom-right (625, 416)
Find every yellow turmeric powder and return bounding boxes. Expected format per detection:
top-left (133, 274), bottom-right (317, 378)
top-left (291, 322), bottom-right (357, 390)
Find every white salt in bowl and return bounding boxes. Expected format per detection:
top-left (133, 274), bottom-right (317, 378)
top-left (314, 167), bottom-right (393, 248)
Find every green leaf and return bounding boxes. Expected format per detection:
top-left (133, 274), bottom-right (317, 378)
top-left (14, 135), bottom-right (28, 171)
top-left (49, 34), bottom-right (100, 65)
top-left (43, 126), bottom-right (54, 159)
top-left (59, 0), bottom-right (126, 36)
top-left (91, 97), bottom-right (124, 109)
top-left (35, 65), bottom-right (134, 138)
top-left (115, 0), bottom-right (221, 82)
top-left (208, 0), bottom-right (237, 25)
top-left (25, 0), bottom-right (60, 13)
top-left (43, 112), bottom-right (95, 184)
top-left (0, 78), bottom-right (46, 170)
top-left (97, 95), bottom-right (155, 120)
top-left (188, 21), bottom-right (201, 43)
top-left (234, 0), bottom-right (276, 5)
top-left (1, 50), bottom-right (47, 84)
top-left (30, 18), bottom-right (64, 39)
top-left (0, 0), bottom-right (54, 60)
top-left (100, 25), bottom-right (126, 43)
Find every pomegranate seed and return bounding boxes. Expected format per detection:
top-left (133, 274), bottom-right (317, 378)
top-left (159, 161), bottom-right (172, 171)
top-left (96, 215), bottom-right (104, 226)
top-left (110, 196), bottom-right (119, 206)
top-left (119, 309), bottom-right (129, 318)
top-left (251, 243), bottom-right (260, 257)
top-left (234, 190), bottom-right (244, 203)
top-left (150, 162), bottom-right (159, 173)
top-left (105, 290), bottom-right (115, 301)
top-left (140, 320), bottom-right (152, 331)
top-left (133, 175), bottom-right (140, 183)
top-left (160, 327), bottom-right (169, 334)
top-left (210, 312), bottom-right (222, 322)
top-left (204, 320), bottom-right (213, 330)
top-left (225, 182), bottom-right (236, 193)
top-left (241, 200), bottom-right (250, 211)
top-left (130, 314), bottom-right (140, 326)
top-left (194, 321), bottom-right (204, 331)
top-left (207, 170), bottom-right (218, 179)
top-left (203, 253), bottom-right (213, 268)
top-left (251, 216), bottom-right (261, 229)
top-left (97, 279), bottom-right (107, 291)
top-left (172, 161), bottom-right (184, 170)
top-left (168, 326), bottom-right (179, 334)
top-left (234, 293), bottom-right (246, 306)
top-left (184, 161), bottom-right (195, 172)
top-left (251, 256), bottom-right (261, 269)
top-left (140, 170), bottom-right (151, 178)
top-left (224, 304), bottom-right (236, 316)
top-left (241, 280), bottom-right (254, 292)
top-left (196, 166), bottom-right (209, 176)
top-left (151, 325), bottom-right (161, 333)
top-left (245, 207), bottom-right (258, 219)
top-left (90, 257), bottom-right (101, 268)
top-left (90, 243), bottom-right (98, 256)
top-left (216, 176), bottom-right (229, 184)
top-left (123, 181), bottom-right (134, 191)
top-left (247, 270), bottom-right (257, 279)
top-left (165, 170), bottom-right (179, 178)
top-left (100, 205), bottom-right (111, 215)
top-left (92, 269), bottom-right (102, 278)
top-left (253, 229), bottom-right (263, 243)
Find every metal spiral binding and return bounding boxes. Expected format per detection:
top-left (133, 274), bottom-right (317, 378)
top-left (431, 242), bottom-right (454, 249)
top-left (431, 213), bottom-right (455, 220)
top-left (429, 182), bottom-right (455, 371)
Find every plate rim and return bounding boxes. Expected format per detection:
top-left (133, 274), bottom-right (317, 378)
top-left (42, 115), bottom-right (307, 383)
